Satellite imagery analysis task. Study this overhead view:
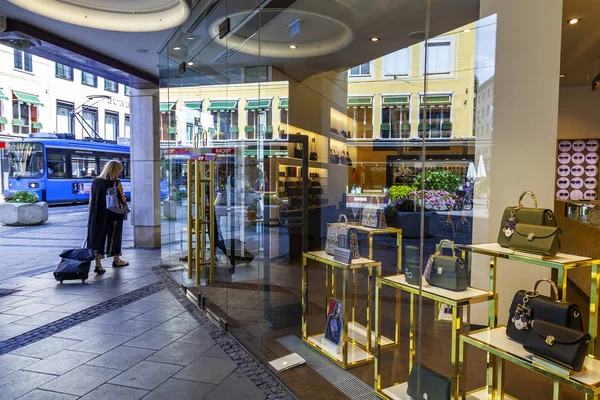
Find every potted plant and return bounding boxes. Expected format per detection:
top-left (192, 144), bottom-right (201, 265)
top-left (0, 191), bottom-right (48, 226)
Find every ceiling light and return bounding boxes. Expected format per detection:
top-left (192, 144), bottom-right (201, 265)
top-left (568, 18), bottom-right (581, 25)
top-left (173, 46), bottom-right (181, 50)
top-left (560, 74), bottom-right (566, 78)
top-left (463, 29), bottom-right (471, 33)
top-left (288, 44), bottom-right (297, 49)
top-left (186, 36), bottom-right (194, 40)
top-left (369, 37), bottom-right (380, 42)
top-left (187, 61), bottom-right (194, 66)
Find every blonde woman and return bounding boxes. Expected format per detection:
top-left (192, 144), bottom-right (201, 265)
top-left (87, 160), bottom-right (129, 273)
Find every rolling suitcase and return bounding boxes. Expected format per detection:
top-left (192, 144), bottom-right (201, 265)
top-left (54, 248), bottom-right (96, 283)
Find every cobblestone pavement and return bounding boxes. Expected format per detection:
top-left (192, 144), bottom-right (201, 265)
top-left (0, 205), bottom-right (296, 399)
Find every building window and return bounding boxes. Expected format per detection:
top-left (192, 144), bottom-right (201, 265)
top-left (14, 50), bottom-right (33, 72)
top-left (186, 123), bottom-right (194, 143)
top-left (245, 99), bottom-right (273, 139)
top-left (104, 111), bottom-right (119, 141)
top-left (104, 79), bottom-right (118, 93)
top-left (124, 85), bottom-right (130, 96)
top-left (382, 49), bottom-right (410, 77)
top-left (425, 41), bottom-right (452, 75)
top-left (82, 72), bottom-right (97, 87)
top-left (160, 103), bottom-right (177, 141)
top-left (124, 114), bottom-right (130, 138)
top-left (212, 110), bottom-right (238, 140)
top-left (349, 62), bottom-right (371, 77)
top-left (82, 107), bottom-right (98, 139)
top-left (347, 97), bottom-right (374, 139)
top-left (55, 63), bottom-right (73, 80)
top-left (12, 96), bottom-right (40, 135)
top-left (419, 95), bottom-right (452, 138)
top-left (0, 93), bottom-right (5, 133)
top-left (381, 97), bottom-right (410, 139)
top-left (279, 98), bottom-right (289, 132)
top-left (56, 101), bottom-right (75, 135)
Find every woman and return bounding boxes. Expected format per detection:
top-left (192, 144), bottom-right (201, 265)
top-left (87, 160), bottom-right (129, 273)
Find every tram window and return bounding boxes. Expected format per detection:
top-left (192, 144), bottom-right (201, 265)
top-left (99, 155), bottom-right (129, 179)
top-left (46, 151), bottom-right (67, 178)
top-left (71, 155), bottom-right (97, 178)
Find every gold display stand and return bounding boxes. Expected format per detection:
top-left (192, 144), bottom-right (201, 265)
top-left (461, 327), bottom-right (600, 400)
top-left (374, 275), bottom-right (497, 400)
top-left (186, 159), bottom-right (215, 285)
top-left (302, 250), bottom-right (387, 369)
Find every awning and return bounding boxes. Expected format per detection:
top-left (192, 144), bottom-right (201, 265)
top-left (420, 94), bottom-right (452, 105)
top-left (160, 102), bottom-right (177, 113)
top-left (279, 98), bottom-right (288, 109)
top-left (0, 89), bottom-right (8, 101)
top-left (347, 96), bottom-right (373, 107)
top-left (0, 117), bottom-right (7, 124)
top-left (382, 95), bottom-right (410, 106)
top-left (32, 122), bottom-right (43, 129)
top-left (13, 91), bottom-right (43, 107)
top-left (12, 119), bottom-right (24, 126)
top-left (245, 99), bottom-right (272, 110)
top-left (184, 101), bottom-right (202, 110)
top-left (207, 100), bottom-right (238, 111)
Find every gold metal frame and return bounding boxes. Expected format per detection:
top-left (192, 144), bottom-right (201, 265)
top-left (302, 251), bottom-right (383, 369)
top-left (374, 275), bottom-right (497, 400)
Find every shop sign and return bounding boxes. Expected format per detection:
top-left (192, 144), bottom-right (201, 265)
top-left (107, 98), bottom-right (129, 108)
top-left (191, 154), bottom-right (216, 161)
top-left (164, 148), bottom-right (192, 155)
top-left (0, 142), bottom-right (5, 149)
top-left (212, 148), bottom-right (235, 155)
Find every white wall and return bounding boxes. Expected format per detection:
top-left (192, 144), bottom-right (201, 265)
top-left (558, 85), bottom-right (600, 140)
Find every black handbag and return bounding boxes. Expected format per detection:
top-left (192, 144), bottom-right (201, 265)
top-left (507, 278), bottom-right (583, 344)
top-left (293, 132), bottom-right (303, 158)
top-left (423, 239), bottom-right (468, 291)
top-left (407, 364), bottom-right (450, 400)
top-left (523, 319), bottom-right (590, 371)
top-left (346, 152), bottom-right (352, 166)
top-left (309, 138), bottom-right (318, 161)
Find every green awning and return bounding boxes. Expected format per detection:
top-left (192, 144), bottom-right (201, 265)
top-left (230, 126), bottom-right (240, 133)
top-left (421, 94), bottom-right (452, 105)
top-left (160, 102), bottom-right (177, 113)
top-left (207, 100), bottom-right (238, 111)
top-left (13, 91), bottom-right (43, 107)
top-left (266, 125), bottom-right (274, 133)
top-left (184, 101), bottom-right (203, 110)
top-left (32, 122), bottom-right (43, 129)
top-left (168, 127), bottom-right (177, 134)
top-left (442, 122), bottom-right (453, 130)
top-left (347, 97), bottom-right (373, 107)
top-left (279, 98), bottom-right (289, 109)
top-left (382, 96), bottom-right (410, 106)
top-left (381, 123), bottom-right (390, 131)
top-left (0, 89), bottom-right (8, 101)
top-left (245, 99), bottom-right (272, 110)
top-left (0, 117), bottom-right (7, 124)
top-left (12, 119), bottom-right (24, 126)
top-left (244, 126), bottom-right (255, 133)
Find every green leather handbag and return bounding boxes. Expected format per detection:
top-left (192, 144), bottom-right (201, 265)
top-left (497, 191), bottom-right (556, 248)
top-left (424, 239), bottom-right (468, 291)
top-left (508, 223), bottom-right (562, 257)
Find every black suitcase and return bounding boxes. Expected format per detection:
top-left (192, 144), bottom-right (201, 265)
top-left (54, 248), bottom-right (96, 283)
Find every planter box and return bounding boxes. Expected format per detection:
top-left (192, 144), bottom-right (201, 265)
top-left (0, 202), bottom-right (48, 226)
top-left (162, 200), bottom-right (179, 221)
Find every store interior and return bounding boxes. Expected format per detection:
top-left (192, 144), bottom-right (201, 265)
top-left (159, 1), bottom-right (600, 399)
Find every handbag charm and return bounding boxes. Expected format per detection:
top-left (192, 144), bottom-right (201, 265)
top-left (512, 302), bottom-right (533, 331)
top-left (503, 208), bottom-right (518, 237)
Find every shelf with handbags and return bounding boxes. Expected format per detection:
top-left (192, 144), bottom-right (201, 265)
top-left (373, 239), bottom-right (497, 400)
top-left (302, 214), bottom-right (388, 369)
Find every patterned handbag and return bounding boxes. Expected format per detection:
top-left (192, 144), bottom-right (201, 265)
top-left (361, 196), bottom-right (387, 229)
top-left (325, 214), bottom-right (360, 259)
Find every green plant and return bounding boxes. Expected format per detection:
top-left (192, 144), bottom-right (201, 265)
top-left (413, 170), bottom-right (462, 193)
top-left (386, 185), bottom-right (417, 202)
top-left (393, 167), bottom-right (417, 186)
top-left (4, 191), bottom-right (39, 204)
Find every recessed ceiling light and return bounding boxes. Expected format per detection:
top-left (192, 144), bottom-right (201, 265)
top-left (369, 36), bottom-right (380, 42)
top-left (173, 46), bottom-right (181, 50)
top-left (187, 61), bottom-right (194, 66)
top-left (463, 29), bottom-right (471, 33)
top-left (288, 44), bottom-right (297, 49)
top-left (568, 18), bottom-right (581, 25)
top-left (136, 48), bottom-right (148, 53)
top-left (186, 36), bottom-right (194, 40)
top-left (560, 74), bottom-right (566, 78)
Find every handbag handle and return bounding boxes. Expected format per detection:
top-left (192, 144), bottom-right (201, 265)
top-left (435, 239), bottom-right (456, 257)
top-left (370, 195), bottom-right (380, 207)
top-left (337, 214), bottom-right (348, 225)
top-left (533, 278), bottom-right (559, 300)
top-left (518, 191), bottom-right (538, 208)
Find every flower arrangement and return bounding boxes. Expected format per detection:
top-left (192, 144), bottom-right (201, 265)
top-left (413, 169), bottom-right (462, 193)
top-left (4, 191), bottom-right (39, 204)
top-left (406, 190), bottom-right (457, 211)
top-left (385, 185), bottom-right (417, 204)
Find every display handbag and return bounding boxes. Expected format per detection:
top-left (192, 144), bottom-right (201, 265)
top-left (325, 214), bottom-right (360, 259)
top-left (340, 151), bottom-right (347, 165)
top-left (309, 138), bottom-right (318, 161)
top-left (404, 245), bottom-right (421, 285)
top-left (497, 191), bottom-right (556, 248)
top-left (407, 364), bottom-right (450, 400)
top-left (293, 132), bottom-right (303, 158)
top-left (361, 196), bottom-right (387, 229)
top-left (508, 223), bottom-right (562, 257)
top-left (423, 239), bottom-right (468, 291)
top-left (507, 278), bottom-right (583, 344)
top-left (346, 152), bottom-right (352, 166)
top-left (106, 181), bottom-right (127, 215)
top-left (523, 320), bottom-right (590, 371)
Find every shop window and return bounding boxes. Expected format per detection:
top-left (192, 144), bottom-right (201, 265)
top-left (349, 62), bottom-right (371, 77)
top-left (124, 114), bottom-right (130, 138)
top-left (82, 107), bottom-right (98, 139)
top-left (46, 151), bottom-right (67, 179)
top-left (82, 72), bottom-right (97, 87)
top-left (56, 101), bottom-right (75, 135)
top-left (55, 63), bottom-right (73, 80)
top-left (425, 41), bottom-right (452, 75)
top-left (104, 111), bottom-right (119, 141)
top-left (104, 79), bottom-right (118, 93)
top-left (382, 48), bottom-right (410, 77)
top-left (14, 50), bottom-right (33, 72)
top-left (71, 154), bottom-right (98, 178)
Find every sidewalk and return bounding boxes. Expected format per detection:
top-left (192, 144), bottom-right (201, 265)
top-left (0, 216), bottom-right (294, 399)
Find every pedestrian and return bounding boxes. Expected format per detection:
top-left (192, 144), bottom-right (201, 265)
top-left (87, 160), bottom-right (129, 273)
